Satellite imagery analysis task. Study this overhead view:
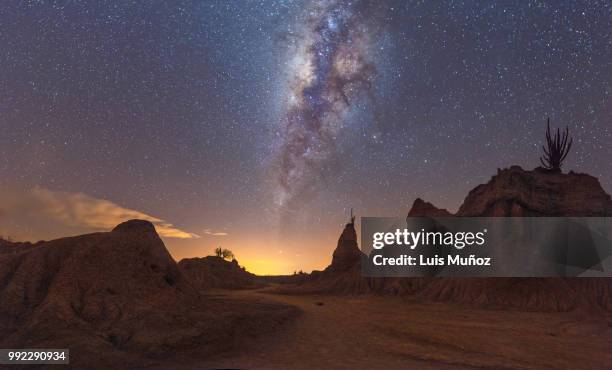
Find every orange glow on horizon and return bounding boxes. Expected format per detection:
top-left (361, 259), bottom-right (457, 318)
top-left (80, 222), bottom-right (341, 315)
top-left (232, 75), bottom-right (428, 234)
top-left (166, 234), bottom-right (338, 276)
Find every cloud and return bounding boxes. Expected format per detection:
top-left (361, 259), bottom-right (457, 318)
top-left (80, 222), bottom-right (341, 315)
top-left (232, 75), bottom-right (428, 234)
top-left (3, 187), bottom-right (199, 239)
top-left (203, 228), bottom-right (228, 236)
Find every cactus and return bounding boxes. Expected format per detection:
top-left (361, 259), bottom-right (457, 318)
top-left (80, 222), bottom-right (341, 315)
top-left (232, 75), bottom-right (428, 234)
top-left (540, 117), bottom-right (572, 170)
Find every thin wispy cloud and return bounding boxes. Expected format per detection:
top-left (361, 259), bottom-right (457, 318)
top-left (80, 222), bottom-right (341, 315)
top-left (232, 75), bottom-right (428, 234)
top-left (2, 187), bottom-right (199, 239)
top-left (203, 228), bottom-right (228, 236)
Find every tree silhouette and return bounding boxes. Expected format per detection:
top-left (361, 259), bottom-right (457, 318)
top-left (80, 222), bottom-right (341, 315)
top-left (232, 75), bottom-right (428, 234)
top-left (213, 247), bottom-right (234, 260)
top-left (221, 248), bottom-right (234, 260)
top-left (540, 117), bottom-right (572, 171)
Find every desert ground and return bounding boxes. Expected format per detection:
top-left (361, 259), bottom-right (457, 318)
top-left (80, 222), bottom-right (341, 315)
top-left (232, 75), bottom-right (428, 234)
top-left (158, 287), bottom-right (612, 370)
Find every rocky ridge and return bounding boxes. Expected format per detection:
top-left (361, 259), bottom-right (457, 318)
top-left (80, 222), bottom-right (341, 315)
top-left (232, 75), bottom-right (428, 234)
top-left (178, 256), bottom-right (259, 290)
top-left (282, 167), bottom-right (612, 312)
top-left (0, 220), bottom-right (297, 368)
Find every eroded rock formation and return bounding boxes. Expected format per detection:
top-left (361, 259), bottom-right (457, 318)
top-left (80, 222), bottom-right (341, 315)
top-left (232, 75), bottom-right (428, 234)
top-left (282, 167), bottom-right (612, 312)
top-left (178, 256), bottom-right (258, 290)
top-left (0, 220), bottom-right (296, 368)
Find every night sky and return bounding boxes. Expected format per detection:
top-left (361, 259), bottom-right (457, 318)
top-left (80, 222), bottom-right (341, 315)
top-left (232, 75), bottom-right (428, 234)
top-left (1, 1), bottom-right (611, 274)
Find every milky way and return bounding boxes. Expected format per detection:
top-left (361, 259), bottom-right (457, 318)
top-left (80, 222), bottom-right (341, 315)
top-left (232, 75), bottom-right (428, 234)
top-left (1, 1), bottom-right (610, 274)
top-left (274, 0), bottom-right (378, 211)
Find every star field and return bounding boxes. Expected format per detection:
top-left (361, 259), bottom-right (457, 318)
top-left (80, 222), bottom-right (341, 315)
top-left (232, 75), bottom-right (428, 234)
top-left (0, 0), bottom-right (610, 274)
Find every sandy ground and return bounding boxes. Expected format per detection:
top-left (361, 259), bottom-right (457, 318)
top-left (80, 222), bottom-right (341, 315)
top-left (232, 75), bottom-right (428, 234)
top-left (161, 288), bottom-right (612, 370)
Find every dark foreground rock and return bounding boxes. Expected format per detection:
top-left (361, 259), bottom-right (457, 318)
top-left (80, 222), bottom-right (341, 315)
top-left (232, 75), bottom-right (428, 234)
top-left (279, 167), bottom-right (612, 312)
top-left (178, 256), bottom-right (260, 290)
top-left (457, 166), bottom-right (612, 216)
top-left (0, 220), bottom-right (297, 369)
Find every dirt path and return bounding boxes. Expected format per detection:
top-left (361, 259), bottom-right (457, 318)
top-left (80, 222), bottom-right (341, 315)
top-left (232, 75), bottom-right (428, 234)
top-left (165, 288), bottom-right (612, 369)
